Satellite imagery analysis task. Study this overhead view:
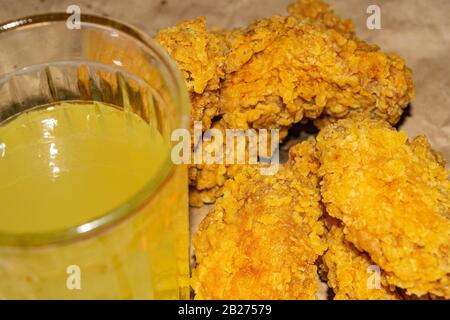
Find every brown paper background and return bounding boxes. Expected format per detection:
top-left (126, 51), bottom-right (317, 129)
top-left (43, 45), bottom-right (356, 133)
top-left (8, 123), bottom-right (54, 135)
top-left (1, 0), bottom-right (449, 267)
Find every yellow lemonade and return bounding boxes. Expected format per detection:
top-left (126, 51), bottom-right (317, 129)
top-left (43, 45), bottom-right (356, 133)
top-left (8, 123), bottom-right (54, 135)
top-left (0, 101), bottom-right (189, 299)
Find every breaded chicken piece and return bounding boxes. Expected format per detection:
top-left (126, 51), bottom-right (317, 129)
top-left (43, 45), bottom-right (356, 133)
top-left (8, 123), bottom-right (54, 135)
top-left (191, 141), bottom-right (327, 299)
top-left (157, 0), bottom-right (415, 207)
top-left (155, 17), bottom-right (226, 130)
top-left (322, 220), bottom-right (399, 300)
top-left (156, 18), bottom-right (229, 200)
top-left (188, 118), bottom-right (288, 207)
top-left (287, 0), bottom-right (354, 36)
top-left (221, 15), bottom-right (414, 131)
top-left (188, 163), bottom-right (226, 207)
top-left (317, 118), bottom-right (450, 298)
top-left (187, 120), bottom-right (231, 207)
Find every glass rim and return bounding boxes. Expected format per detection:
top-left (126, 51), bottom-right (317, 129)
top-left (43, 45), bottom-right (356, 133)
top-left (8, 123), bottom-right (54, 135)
top-left (0, 13), bottom-right (189, 247)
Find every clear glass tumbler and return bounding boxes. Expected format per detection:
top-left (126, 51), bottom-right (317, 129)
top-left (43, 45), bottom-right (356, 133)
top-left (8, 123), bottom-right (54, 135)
top-left (0, 13), bottom-right (190, 299)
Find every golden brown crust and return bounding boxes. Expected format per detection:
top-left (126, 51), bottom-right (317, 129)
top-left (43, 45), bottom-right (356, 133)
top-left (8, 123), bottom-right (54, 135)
top-left (157, 0), bottom-right (415, 207)
top-left (322, 222), bottom-right (399, 300)
top-left (155, 17), bottom-right (227, 129)
top-left (287, 0), bottom-right (354, 36)
top-left (221, 15), bottom-right (414, 130)
top-left (155, 17), bottom-right (226, 94)
top-left (317, 118), bottom-right (450, 298)
top-left (191, 141), bottom-right (327, 299)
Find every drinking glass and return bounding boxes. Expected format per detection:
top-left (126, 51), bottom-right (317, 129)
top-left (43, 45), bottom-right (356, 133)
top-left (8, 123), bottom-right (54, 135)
top-left (0, 13), bottom-right (190, 299)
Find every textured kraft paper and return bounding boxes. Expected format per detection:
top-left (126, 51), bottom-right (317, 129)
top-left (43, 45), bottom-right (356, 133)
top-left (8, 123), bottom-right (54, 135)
top-left (1, 0), bottom-right (449, 265)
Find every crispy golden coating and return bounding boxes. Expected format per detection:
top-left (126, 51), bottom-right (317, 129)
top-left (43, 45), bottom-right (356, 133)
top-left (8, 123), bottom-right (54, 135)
top-left (323, 222), bottom-right (399, 300)
top-left (156, 18), bottom-right (229, 199)
top-left (156, 1), bottom-right (415, 206)
top-left (187, 120), bottom-right (242, 207)
top-left (287, 0), bottom-right (354, 36)
top-left (155, 17), bottom-right (226, 130)
top-left (221, 15), bottom-right (414, 131)
top-left (155, 17), bottom-right (225, 94)
top-left (188, 118), bottom-right (288, 207)
top-left (188, 167), bottom-right (225, 207)
top-left (317, 118), bottom-right (450, 298)
top-left (191, 141), bottom-right (327, 299)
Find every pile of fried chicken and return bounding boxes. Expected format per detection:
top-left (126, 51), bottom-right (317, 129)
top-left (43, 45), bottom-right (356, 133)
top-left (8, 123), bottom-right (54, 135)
top-left (156, 0), bottom-right (449, 299)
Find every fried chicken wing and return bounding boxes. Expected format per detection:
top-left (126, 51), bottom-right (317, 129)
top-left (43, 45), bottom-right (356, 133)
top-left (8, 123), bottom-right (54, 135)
top-left (317, 118), bottom-right (450, 298)
top-left (187, 120), bottom-right (229, 207)
top-left (322, 221), bottom-right (399, 300)
top-left (221, 14), bottom-right (414, 131)
top-left (191, 141), bottom-right (327, 299)
top-left (156, 0), bottom-right (415, 207)
top-left (156, 18), bottom-right (230, 202)
top-left (188, 164), bottom-right (226, 207)
top-left (155, 17), bottom-right (226, 130)
top-left (287, 0), bottom-right (354, 36)
top-left (188, 117), bottom-right (287, 207)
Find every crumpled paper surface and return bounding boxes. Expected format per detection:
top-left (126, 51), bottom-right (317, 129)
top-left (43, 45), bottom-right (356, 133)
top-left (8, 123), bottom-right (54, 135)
top-left (2, 0), bottom-right (449, 289)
